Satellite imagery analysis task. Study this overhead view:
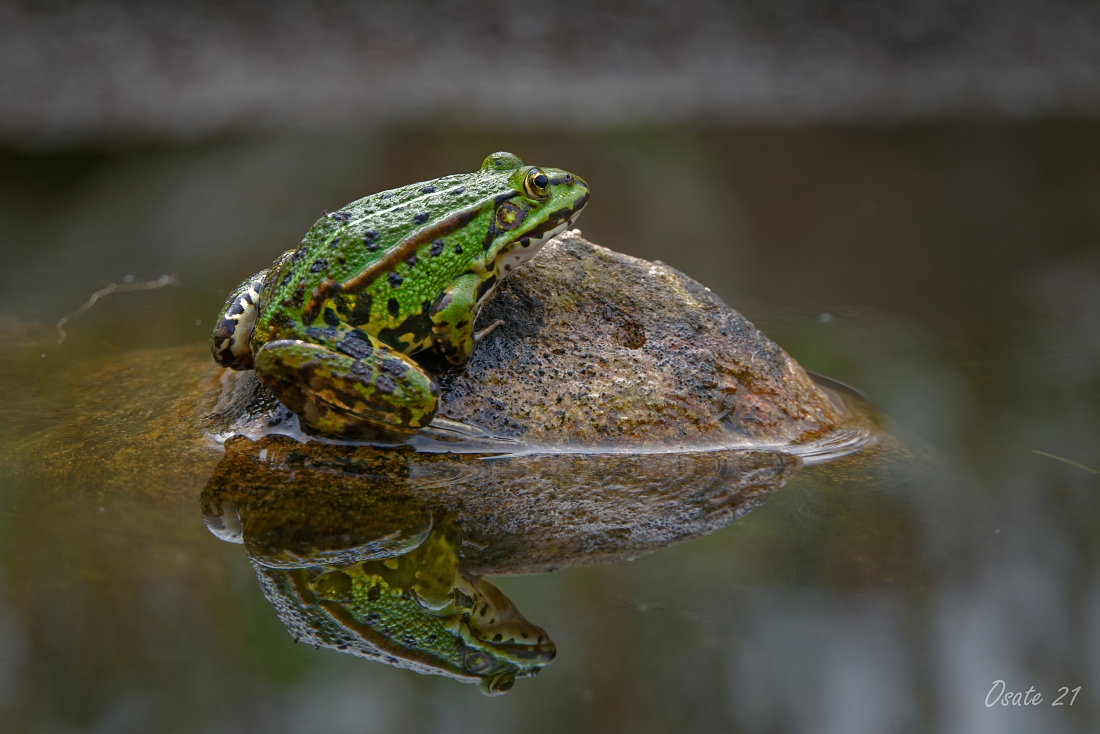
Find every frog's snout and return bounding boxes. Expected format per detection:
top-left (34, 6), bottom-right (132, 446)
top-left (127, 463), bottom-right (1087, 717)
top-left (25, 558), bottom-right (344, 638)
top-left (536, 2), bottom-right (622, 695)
top-left (563, 174), bottom-right (589, 216)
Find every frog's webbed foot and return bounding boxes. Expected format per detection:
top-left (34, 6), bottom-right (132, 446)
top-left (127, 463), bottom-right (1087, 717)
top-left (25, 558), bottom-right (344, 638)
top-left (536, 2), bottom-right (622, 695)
top-left (253, 330), bottom-right (439, 440)
top-left (426, 416), bottom-right (493, 438)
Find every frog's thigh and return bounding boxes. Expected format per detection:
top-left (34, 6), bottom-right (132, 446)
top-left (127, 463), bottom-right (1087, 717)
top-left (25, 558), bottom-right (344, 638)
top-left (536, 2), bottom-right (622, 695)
top-left (429, 273), bottom-right (481, 365)
top-left (253, 338), bottom-right (440, 439)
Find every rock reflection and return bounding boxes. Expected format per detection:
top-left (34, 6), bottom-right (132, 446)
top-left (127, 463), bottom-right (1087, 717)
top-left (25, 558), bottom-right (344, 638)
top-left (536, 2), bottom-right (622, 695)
top-left (201, 435), bottom-right (801, 693)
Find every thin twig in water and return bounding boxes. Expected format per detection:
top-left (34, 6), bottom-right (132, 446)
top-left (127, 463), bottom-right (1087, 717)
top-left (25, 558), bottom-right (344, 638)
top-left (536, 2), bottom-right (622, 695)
top-left (55, 274), bottom-right (178, 345)
top-left (1032, 450), bottom-right (1099, 475)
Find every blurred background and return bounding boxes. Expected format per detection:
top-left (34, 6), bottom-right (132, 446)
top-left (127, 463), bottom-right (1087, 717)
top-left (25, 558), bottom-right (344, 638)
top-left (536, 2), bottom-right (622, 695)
top-left (1, 1), bottom-right (1100, 732)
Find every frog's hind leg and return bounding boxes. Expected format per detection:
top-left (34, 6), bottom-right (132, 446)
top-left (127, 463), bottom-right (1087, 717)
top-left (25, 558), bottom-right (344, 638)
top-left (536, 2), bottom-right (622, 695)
top-left (253, 329), bottom-right (440, 440)
top-left (211, 270), bottom-right (268, 369)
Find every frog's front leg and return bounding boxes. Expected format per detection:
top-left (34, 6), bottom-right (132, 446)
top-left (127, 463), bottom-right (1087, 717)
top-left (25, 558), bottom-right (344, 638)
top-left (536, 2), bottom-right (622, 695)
top-left (429, 273), bottom-right (503, 366)
top-left (253, 329), bottom-right (440, 440)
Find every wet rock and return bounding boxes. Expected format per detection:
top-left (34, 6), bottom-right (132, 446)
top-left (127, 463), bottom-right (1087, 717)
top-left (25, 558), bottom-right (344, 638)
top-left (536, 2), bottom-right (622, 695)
top-left (209, 232), bottom-right (866, 450)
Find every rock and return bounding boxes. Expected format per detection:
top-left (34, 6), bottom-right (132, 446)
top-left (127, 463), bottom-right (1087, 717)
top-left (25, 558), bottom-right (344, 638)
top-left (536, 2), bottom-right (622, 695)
top-left (208, 232), bottom-right (870, 452)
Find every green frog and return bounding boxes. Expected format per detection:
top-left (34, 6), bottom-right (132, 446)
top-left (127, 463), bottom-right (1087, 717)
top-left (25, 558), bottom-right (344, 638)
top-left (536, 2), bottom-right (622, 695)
top-left (210, 152), bottom-right (589, 439)
top-left (250, 515), bottom-right (557, 695)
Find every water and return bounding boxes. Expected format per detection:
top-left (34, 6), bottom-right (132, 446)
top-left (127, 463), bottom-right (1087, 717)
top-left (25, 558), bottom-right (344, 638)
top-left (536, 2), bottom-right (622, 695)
top-left (0, 122), bottom-right (1099, 732)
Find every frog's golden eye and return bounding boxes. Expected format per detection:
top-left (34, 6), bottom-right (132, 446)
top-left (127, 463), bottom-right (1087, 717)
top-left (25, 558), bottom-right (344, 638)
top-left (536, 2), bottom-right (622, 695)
top-left (524, 168), bottom-right (551, 199)
top-left (480, 672), bottom-right (516, 696)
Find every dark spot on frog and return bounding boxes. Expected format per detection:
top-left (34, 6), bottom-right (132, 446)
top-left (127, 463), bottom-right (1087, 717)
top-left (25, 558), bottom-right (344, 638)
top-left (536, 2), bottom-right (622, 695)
top-left (378, 313), bottom-right (432, 349)
top-left (281, 273), bottom-right (292, 287)
top-left (225, 298), bottom-right (246, 318)
top-left (347, 360), bottom-right (373, 382)
top-left (366, 241), bottom-right (380, 252)
top-left (504, 264), bottom-right (511, 272)
top-left (420, 185), bottom-right (436, 194)
top-left (380, 193), bottom-right (394, 200)
top-left (413, 212), bottom-right (429, 224)
top-left (336, 293), bottom-right (372, 326)
top-left (476, 274), bottom-right (498, 301)
top-left (387, 298), bottom-right (400, 317)
top-left (388, 272), bottom-right (403, 288)
top-left (403, 635), bottom-right (417, 646)
top-left (450, 187), bottom-right (464, 195)
top-left (329, 211), bottom-right (353, 222)
top-left (405, 254), bottom-right (418, 268)
top-left (310, 258), bottom-right (328, 273)
top-left (367, 585), bottom-right (381, 602)
top-left (480, 603), bottom-right (488, 616)
top-left (454, 244), bottom-right (463, 254)
top-left (493, 634), bottom-right (503, 642)
top-left (521, 238), bottom-right (530, 248)
top-left (323, 308), bottom-right (339, 327)
top-left (380, 359), bottom-right (408, 377)
top-left (429, 239), bottom-right (445, 257)
top-left (363, 229), bottom-right (378, 242)
top-left (291, 281), bottom-right (306, 308)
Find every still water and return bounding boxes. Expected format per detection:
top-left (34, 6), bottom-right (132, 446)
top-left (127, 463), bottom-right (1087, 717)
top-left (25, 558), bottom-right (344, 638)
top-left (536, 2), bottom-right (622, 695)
top-left (1, 122), bottom-right (1099, 733)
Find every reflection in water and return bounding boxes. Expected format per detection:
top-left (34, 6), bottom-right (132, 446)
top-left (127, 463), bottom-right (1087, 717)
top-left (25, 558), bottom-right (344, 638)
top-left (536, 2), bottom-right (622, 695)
top-left (202, 440), bottom-right (555, 695)
top-left (200, 434), bottom-right (804, 693)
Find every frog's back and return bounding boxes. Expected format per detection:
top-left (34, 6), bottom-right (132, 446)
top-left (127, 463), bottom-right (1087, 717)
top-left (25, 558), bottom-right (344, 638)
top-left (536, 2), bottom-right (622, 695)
top-left (252, 172), bottom-right (504, 341)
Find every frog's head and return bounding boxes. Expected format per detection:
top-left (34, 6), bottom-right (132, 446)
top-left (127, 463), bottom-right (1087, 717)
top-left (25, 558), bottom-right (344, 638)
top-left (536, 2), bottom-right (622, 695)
top-left (478, 152), bottom-right (589, 278)
top-left (454, 570), bottom-right (557, 695)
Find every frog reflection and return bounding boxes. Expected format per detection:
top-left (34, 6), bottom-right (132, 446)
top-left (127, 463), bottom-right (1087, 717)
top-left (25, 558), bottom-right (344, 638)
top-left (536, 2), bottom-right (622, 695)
top-left (202, 447), bottom-right (554, 695)
top-left (202, 432), bottom-right (801, 693)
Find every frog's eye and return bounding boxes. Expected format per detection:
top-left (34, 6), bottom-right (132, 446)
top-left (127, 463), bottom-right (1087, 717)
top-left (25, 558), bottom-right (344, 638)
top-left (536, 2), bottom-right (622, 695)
top-left (479, 672), bottom-right (516, 696)
top-left (523, 168), bottom-right (551, 200)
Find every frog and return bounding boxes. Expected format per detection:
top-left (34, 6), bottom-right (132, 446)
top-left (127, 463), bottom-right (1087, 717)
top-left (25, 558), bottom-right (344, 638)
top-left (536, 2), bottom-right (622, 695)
top-left (252, 514), bottom-right (557, 695)
top-left (210, 152), bottom-right (589, 439)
